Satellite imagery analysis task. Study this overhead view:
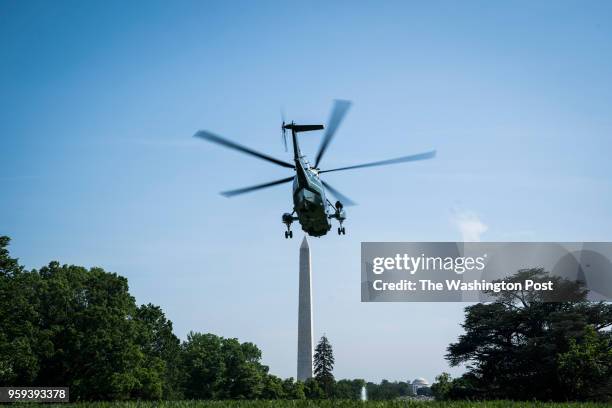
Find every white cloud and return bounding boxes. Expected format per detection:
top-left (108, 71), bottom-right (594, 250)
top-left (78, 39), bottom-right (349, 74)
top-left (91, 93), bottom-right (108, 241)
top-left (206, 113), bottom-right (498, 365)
top-left (452, 209), bottom-right (488, 242)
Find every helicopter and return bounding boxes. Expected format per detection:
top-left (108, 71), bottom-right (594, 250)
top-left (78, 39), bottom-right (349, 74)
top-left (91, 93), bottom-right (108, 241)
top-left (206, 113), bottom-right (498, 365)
top-left (194, 100), bottom-right (436, 238)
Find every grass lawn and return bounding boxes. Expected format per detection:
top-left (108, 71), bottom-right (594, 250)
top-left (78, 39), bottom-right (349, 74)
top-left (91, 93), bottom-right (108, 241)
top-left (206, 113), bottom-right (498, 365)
top-left (33, 401), bottom-right (609, 408)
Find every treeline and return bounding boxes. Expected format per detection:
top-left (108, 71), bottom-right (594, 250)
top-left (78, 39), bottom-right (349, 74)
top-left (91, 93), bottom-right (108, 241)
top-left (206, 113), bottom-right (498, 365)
top-left (0, 236), bottom-right (381, 401)
top-left (430, 269), bottom-right (612, 402)
top-left (0, 236), bottom-right (266, 399)
top-left (0, 236), bottom-right (326, 400)
top-left (364, 380), bottom-right (431, 400)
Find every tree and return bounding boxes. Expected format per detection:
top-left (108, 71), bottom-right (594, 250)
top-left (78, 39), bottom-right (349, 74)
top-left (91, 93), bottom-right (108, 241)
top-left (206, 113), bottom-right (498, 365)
top-left (333, 378), bottom-right (365, 399)
top-left (0, 236), bottom-right (42, 385)
top-left (180, 332), bottom-right (225, 399)
top-left (558, 325), bottom-right (612, 400)
top-left (303, 378), bottom-right (325, 399)
top-left (0, 237), bottom-right (175, 400)
top-left (313, 335), bottom-right (335, 396)
top-left (0, 247), bottom-right (168, 400)
top-left (446, 268), bottom-right (612, 401)
top-left (180, 332), bottom-right (270, 400)
top-left (260, 374), bottom-right (285, 399)
top-left (365, 379), bottom-right (411, 400)
top-left (218, 338), bottom-right (265, 399)
top-left (430, 372), bottom-right (452, 400)
top-left (281, 377), bottom-right (305, 399)
top-left (34, 262), bottom-right (163, 400)
top-left (135, 304), bottom-right (182, 399)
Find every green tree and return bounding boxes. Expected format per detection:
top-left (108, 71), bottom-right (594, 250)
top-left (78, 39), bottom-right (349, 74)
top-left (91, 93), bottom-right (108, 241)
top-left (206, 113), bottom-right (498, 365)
top-left (35, 262), bottom-right (163, 400)
top-left (303, 377), bottom-right (325, 399)
top-left (366, 379), bottom-right (411, 400)
top-left (445, 374), bottom-right (481, 400)
top-left (0, 236), bottom-right (174, 400)
top-left (260, 374), bottom-right (285, 399)
top-left (180, 332), bottom-right (225, 399)
top-left (135, 304), bottom-right (182, 399)
top-left (333, 378), bottom-right (365, 399)
top-left (430, 372), bottom-right (452, 400)
top-left (281, 377), bottom-right (305, 399)
top-left (558, 325), bottom-right (612, 400)
top-left (447, 268), bottom-right (612, 401)
top-left (180, 332), bottom-right (270, 400)
top-left (0, 236), bottom-right (43, 385)
top-left (313, 335), bottom-right (335, 396)
top-left (218, 338), bottom-right (265, 399)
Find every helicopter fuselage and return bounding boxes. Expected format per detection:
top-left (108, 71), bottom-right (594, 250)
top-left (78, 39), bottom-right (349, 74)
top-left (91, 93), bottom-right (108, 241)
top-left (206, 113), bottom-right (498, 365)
top-left (291, 157), bottom-right (331, 237)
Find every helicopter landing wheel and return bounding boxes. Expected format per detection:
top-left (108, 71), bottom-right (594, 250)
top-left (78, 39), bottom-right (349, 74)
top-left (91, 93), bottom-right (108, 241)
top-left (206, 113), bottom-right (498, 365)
top-left (285, 230), bottom-right (293, 239)
top-left (342, 227), bottom-right (346, 235)
top-left (337, 227), bottom-right (342, 235)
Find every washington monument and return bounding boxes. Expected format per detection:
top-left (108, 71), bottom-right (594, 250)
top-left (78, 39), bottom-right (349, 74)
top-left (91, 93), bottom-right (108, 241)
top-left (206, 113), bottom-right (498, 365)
top-left (297, 236), bottom-right (313, 380)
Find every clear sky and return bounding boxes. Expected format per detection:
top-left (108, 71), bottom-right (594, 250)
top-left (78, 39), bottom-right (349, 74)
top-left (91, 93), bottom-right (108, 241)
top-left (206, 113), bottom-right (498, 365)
top-left (2, 0), bottom-right (612, 383)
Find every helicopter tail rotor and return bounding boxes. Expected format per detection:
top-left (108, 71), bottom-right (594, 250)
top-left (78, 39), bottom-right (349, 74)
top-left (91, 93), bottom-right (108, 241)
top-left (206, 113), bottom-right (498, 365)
top-left (281, 109), bottom-right (288, 152)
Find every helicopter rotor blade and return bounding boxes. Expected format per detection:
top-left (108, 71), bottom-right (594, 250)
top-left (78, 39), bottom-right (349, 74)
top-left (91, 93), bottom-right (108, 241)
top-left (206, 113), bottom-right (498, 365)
top-left (321, 181), bottom-right (356, 206)
top-left (314, 100), bottom-right (352, 168)
top-left (195, 130), bottom-right (295, 169)
top-left (221, 176), bottom-right (295, 197)
top-left (319, 150), bottom-right (436, 174)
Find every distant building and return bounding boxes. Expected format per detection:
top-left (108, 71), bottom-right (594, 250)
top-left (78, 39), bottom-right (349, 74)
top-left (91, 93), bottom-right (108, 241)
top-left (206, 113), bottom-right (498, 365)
top-left (411, 377), bottom-right (430, 394)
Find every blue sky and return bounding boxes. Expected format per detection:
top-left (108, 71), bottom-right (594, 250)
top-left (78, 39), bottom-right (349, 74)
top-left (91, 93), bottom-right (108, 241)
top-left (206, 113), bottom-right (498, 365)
top-left (2, 0), bottom-right (612, 382)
